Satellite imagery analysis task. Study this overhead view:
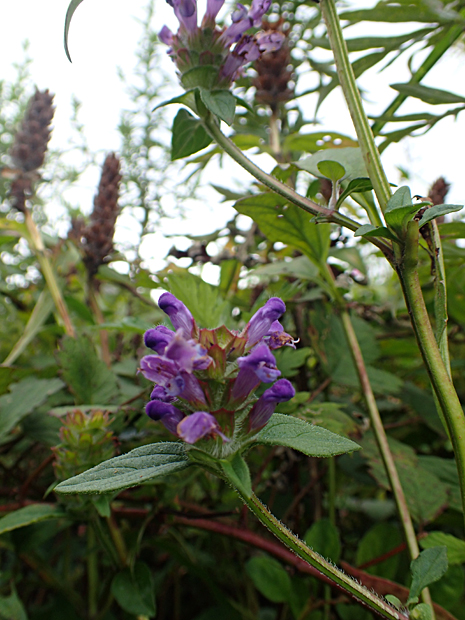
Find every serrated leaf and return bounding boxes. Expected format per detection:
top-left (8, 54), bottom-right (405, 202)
top-left (251, 413), bottom-right (360, 457)
top-left (0, 504), bottom-right (66, 536)
top-left (200, 89), bottom-right (235, 125)
top-left (111, 562), bottom-right (156, 616)
top-left (180, 65), bottom-right (219, 90)
top-left (297, 147), bottom-right (367, 182)
top-left (234, 193), bottom-right (330, 266)
top-left (171, 109), bottom-right (212, 160)
top-left (64, 0), bottom-right (85, 62)
top-left (58, 336), bottom-right (118, 405)
top-left (54, 442), bottom-right (190, 494)
top-left (246, 556), bottom-right (292, 603)
top-left (420, 532), bottom-right (465, 565)
top-left (317, 160), bottom-right (346, 182)
top-left (304, 518), bottom-right (341, 562)
top-left (221, 453), bottom-right (252, 498)
top-left (0, 377), bottom-right (65, 439)
top-left (408, 547), bottom-right (448, 605)
top-left (418, 203), bottom-right (463, 227)
top-left (390, 83), bottom-right (465, 106)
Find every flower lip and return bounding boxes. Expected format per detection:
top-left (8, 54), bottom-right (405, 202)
top-left (249, 378), bottom-right (295, 430)
top-left (158, 292), bottom-right (195, 339)
top-left (144, 325), bottom-right (175, 355)
top-left (146, 400), bottom-right (184, 435)
top-left (245, 297), bottom-right (286, 347)
top-left (177, 411), bottom-right (228, 443)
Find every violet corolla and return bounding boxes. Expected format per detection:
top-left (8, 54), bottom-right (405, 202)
top-left (139, 293), bottom-right (296, 446)
top-left (159, 0), bottom-right (285, 90)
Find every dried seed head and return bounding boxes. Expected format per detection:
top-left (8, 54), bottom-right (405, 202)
top-left (11, 90), bottom-right (55, 173)
top-left (252, 19), bottom-right (294, 111)
top-left (428, 177), bottom-right (450, 206)
top-left (82, 153), bottom-right (122, 277)
top-left (8, 89), bottom-right (54, 212)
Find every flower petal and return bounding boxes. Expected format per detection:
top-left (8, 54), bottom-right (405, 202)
top-left (158, 292), bottom-right (195, 339)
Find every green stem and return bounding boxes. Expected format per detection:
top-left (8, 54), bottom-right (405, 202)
top-left (320, 0), bottom-right (391, 212)
top-left (239, 491), bottom-right (407, 620)
top-left (372, 24), bottom-right (464, 135)
top-left (203, 116), bottom-right (393, 259)
top-left (106, 515), bottom-right (128, 567)
top-left (398, 223), bottom-right (465, 527)
top-left (87, 525), bottom-right (98, 618)
top-left (23, 209), bottom-right (75, 337)
top-left (88, 281), bottom-right (112, 367)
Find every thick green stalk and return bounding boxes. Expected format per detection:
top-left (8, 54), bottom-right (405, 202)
top-left (203, 116), bottom-right (393, 259)
top-left (238, 490), bottom-right (407, 620)
top-left (23, 209), bottom-right (75, 337)
top-left (320, 0), bottom-right (391, 212)
top-left (372, 24), bottom-right (465, 135)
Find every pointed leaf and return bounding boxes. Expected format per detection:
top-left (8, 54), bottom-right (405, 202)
top-left (200, 89), bottom-right (236, 125)
top-left (250, 413), bottom-right (360, 457)
top-left (384, 186), bottom-right (423, 232)
top-left (246, 556), bottom-right (292, 603)
top-left (420, 532), bottom-right (465, 565)
top-left (418, 204), bottom-right (463, 227)
top-left (221, 453), bottom-right (252, 498)
top-left (111, 562), bottom-right (156, 616)
top-left (153, 90), bottom-right (198, 113)
top-left (54, 442), bottom-right (190, 494)
top-left (390, 83), bottom-right (465, 106)
top-left (0, 504), bottom-right (66, 536)
top-left (336, 177), bottom-right (373, 208)
top-left (64, 0), bottom-right (85, 62)
top-left (354, 224), bottom-right (397, 242)
top-left (408, 547), bottom-right (448, 605)
top-left (171, 109), bottom-right (212, 160)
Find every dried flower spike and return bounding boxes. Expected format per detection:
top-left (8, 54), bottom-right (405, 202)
top-left (82, 153), bottom-right (122, 277)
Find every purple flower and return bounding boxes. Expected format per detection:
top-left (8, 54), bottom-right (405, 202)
top-left (159, 25), bottom-right (174, 46)
top-left (249, 379), bottom-right (295, 430)
top-left (231, 3), bottom-right (248, 22)
top-left (140, 356), bottom-right (183, 394)
top-left (164, 330), bottom-right (209, 373)
top-left (150, 385), bottom-right (175, 402)
top-left (221, 17), bottom-right (252, 44)
top-left (146, 400), bottom-right (185, 435)
top-left (231, 343), bottom-right (280, 401)
top-left (249, 0), bottom-right (272, 24)
top-left (172, 0), bottom-right (198, 33)
top-left (264, 321), bottom-right (296, 350)
top-left (245, 297), bottom-right (286, 347)
top-left (159, 292), bottom-right (195, 339)
top-left (256, 31), bottom-right (285, 52)
top-left (177, 411), bottom-right (228, 443)
top-left (144, 325), bottom-right (175, 355)
top-left (204, 0), bottom-right (225, 22)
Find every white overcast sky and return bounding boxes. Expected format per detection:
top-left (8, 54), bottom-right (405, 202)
top-left (2, 0), bottom-right (465, 272)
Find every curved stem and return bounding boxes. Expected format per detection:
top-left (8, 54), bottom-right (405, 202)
top-left (320, 0), bottom-right (391, 213)
top-left (203, 116), bottom-right (393, 260)
top-left (238, 490), bottom-right (407, 620)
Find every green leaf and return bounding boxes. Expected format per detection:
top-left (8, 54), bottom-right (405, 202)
top-left (408, 547), bottom-right (448, 605)
top-left (57, 335), bottom-right (118, 405)
top-left (356, 523), bottom-right (402, 580)
top-left (418, 203), bottom-right (463, 227)
top-left (246, 556), bottom-right (292, 603)
top-left (234, 193), bottom-right (330, 266)
top-left (0, 587), bottom-right (27, 620)
top-left (111, 562), bottom-right (156, 616)
top-left (0, 504), bottom-right (66, 536)
top-left (316, 160), bottom-right (346, 182)
top-left (251, 413), bottom-right (360, 458)
top-left (64, 0), bottom-right (85, 62)
top-left (297, 147), bottom-right (367, 182)
top-left (304, 518), bottom-right (341, 562)
top-left (439, 221), bottom-right (465, 239)
top-left (199, 89), bottom-right (235, 125)
top-left (221, 453), bottom-right (252, 498)
top-left (283, 131), bottom-right (358, 153)
top-left (390, 83), bottom-right (465, 106)
top-left (180, 65), bottom-right (219, 90)
top-left (336, 177), bottom-right (373, 208)
top-left (410, 604), bottom-right (433, 620)
top-left (0, 377), bottom-right (65, 439)
top-left (384, 186), bottom-right (421, 232)
top-left (340, 5), bottom-right (459, 24)
top-left (54, 442), bottom-right (190, 494)
top-left (421, 532), bottom-right (465, 565)
top-left (354, 224), bottom-right (398, 241)
top-left (171, 109), bottom-right (212, 160)
top-left (153, 90), bottom-right (198, 114)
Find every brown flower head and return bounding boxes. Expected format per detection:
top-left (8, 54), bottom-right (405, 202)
top-left (428, 177), bottom-right (451, 206)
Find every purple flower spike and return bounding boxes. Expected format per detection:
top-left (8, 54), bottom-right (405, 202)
top-left (177, 411), bottom-right (227, 443)
top-left (264, 321), bottom-right (296, 350)
top-left (159, 25), bottom-right (174, 46)
top-left (256, 31), bottom-right (285, 53)
top-left (232, 343), bottom-right (280, 401)
top-left (159, 292), bottom-right (195, 339)
top-left (178, 372), bottom-right (208, 407)
top-left (245, 297), bottom-right (286, 347)
top-left (221, 18), bottom-right (253, 44)
top-left (144, 325), bottom-right (175, 355)
top-left (146, 400), bottom-right (185, 435)
top-left (164, 330), bottom-right (209, 372)
top-left (139, 356), bottom-right (184, 396)
top-left (249, 379), bottom-right (295, 430)
top-left (172, 0), bottom-right (198, 33)
top-left (249, 0), bottom-right (272, 24)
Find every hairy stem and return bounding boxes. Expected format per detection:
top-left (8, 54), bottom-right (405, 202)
top-left (320, 0), bottom-right (391, 212)
top-left (23, 209), bottom-right (75, 337)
